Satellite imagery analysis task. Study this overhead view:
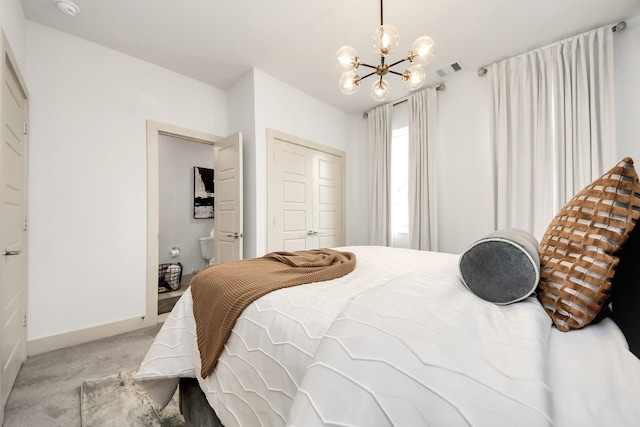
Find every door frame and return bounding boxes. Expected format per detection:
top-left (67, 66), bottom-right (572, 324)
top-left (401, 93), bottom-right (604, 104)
top-left (146, 121), bottom-right (222, 325)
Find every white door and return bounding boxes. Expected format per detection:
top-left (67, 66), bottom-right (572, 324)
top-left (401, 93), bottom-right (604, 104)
top-left (271, 141), bottom-right (313, 252)
top-left (213, 133), bottom-right (243, 263)
top-left (268, 134), bottom-right (344, 252)
top-left (1, 45), bottom-right (28, 422)
top-left (313, 150), bottom-right (343, 248)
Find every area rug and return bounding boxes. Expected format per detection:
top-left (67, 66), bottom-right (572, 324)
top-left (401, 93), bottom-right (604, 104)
top-left (80, 370), bottom-right (184, 427)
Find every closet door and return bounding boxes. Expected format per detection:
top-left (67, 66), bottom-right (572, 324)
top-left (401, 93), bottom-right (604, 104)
top-left (273, 140), bottom-right (314, 252)
top-left (313, 150), bottom-right (342, 249)
top-left (267, 131), bottom-right (344, 252)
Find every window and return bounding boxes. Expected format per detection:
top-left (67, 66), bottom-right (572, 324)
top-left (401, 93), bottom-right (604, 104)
top-left (391, 126), bottom-right (409, 248)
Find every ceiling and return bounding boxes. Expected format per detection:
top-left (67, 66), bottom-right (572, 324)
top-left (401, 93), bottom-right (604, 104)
top-left (20, 0), bottom-right (640, 115)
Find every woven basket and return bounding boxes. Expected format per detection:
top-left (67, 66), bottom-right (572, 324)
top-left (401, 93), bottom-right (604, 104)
top-left (158, 262), bottom-right (183, 292)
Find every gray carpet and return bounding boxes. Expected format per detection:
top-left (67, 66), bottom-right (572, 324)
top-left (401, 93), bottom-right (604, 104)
top-left (3, 323), bottom-right (164, 427)
top-left (80, 370), bottom-right (184, 426)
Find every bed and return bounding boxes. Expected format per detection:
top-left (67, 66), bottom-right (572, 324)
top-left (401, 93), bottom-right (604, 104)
top-left (134, 158), bottom-right (640, 426)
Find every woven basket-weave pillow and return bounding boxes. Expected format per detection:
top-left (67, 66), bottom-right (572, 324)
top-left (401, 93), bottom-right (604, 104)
top-left (537, 157), bottom-right (640, 331)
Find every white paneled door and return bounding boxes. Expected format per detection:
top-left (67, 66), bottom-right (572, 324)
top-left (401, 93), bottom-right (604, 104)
top-left (213, 133), bottom-right (243, 263)
top-left (1, 40), bottom-right (28, 423)
top-left (268, 131), bottom-right (344, 252)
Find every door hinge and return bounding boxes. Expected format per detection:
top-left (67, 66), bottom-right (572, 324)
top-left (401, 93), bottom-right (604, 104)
top-left (23, 217), bottom-right (28, 230)
top-left (22, 313), bottom-right (27, 327)
top-left (23, 122), bottom-right (28, 135)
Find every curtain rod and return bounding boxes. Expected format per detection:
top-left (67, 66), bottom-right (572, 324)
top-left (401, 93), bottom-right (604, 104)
top-left (477, 20), bottom-right (627, 77)
top-left (362, 83), bottom-right (445, 118)
top-left (393, 83), bottom-right (445, 106)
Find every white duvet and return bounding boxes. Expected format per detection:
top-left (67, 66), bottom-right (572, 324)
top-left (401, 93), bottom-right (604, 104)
top-left (134, 246), bottom-right (640, 426)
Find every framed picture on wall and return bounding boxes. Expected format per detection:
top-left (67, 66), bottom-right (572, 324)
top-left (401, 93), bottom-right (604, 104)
top-left (194, 166), bottom-right (214, 219)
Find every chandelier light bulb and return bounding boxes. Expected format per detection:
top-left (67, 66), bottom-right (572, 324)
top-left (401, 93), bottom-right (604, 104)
top-left (339, 71), bottom-right (361, 95)
top-left (335, 46), bottom-right (360, 72)
top-left (409, 36), bottom-right (436, 65)
top-left (373, 24), bottom-right (400, 57)
top-left (371, 79), bottom-right (390, 101)
top-left (403, 65), bottom-right (426, 90)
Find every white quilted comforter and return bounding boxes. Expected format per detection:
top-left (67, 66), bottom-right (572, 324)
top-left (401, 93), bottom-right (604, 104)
top-left (134, 246), bottom-right (640, 426)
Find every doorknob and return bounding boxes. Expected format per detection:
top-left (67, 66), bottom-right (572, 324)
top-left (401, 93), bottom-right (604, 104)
top-left (306, 230), bottom-right (319, 236)
top-left (2, 249), bottom-right (22, 256)
top-left (225, 232), bottom-right (244, 239)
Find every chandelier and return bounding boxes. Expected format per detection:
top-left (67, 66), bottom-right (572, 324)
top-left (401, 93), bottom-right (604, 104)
top-left (335, 0), bottom-right (436, 102)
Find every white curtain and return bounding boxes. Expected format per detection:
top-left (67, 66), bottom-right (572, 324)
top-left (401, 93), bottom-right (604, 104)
top-left (492, 26), bottom-right (616, 239)
top-left (368, 103), bottom-right (393, 245)
top-left (408, 88), bottom-right (438, 251)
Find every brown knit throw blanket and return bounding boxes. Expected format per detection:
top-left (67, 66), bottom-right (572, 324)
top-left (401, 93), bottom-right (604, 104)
top-left (191, 248), bottom-right (356, 378)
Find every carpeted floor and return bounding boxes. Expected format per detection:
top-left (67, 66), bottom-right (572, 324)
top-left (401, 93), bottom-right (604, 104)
top-left (3, 323), bottom-right (163, 427)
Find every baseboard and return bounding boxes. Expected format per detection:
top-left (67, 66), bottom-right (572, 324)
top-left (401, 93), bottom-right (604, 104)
top-left (26, 316), bottom-right (151, 356)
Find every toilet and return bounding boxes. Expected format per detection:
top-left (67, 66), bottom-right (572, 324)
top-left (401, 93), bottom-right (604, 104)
top-left (199, 236), bottom-right (215, 266)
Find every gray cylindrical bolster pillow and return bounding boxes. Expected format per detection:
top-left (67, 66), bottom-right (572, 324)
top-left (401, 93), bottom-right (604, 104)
top-left (459, 228), bottom-right (540, 305)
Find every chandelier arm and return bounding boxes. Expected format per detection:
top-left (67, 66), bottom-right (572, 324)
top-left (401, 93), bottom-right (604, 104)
top-left (387, 70), bottom-right (404, 76)
top-left (359, 72), bottom-right (377, 80)
top-left (387, 57), bottom-right (408, 68)
top-left (360, 63), bottom-right (378, 70)
top-left (380, 0), bottom-right (384, 26)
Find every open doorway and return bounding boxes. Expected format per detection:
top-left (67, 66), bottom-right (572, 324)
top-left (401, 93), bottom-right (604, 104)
top-left (146, 121), bottom-right (241, 324)
top-left (156, 134), bottom-right (215, 315)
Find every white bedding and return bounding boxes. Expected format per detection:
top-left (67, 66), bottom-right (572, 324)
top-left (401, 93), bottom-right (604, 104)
top-left (134, 246), bottom-right (640, 426)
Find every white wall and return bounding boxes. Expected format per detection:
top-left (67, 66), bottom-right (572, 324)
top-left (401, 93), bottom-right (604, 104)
top-left (436, 70), bottom-right (494, 254)
top-left (230, 68), bottom-right (363, 258)
top-left (615, 14), bottom-right (640, 163)
top-left (158, 135), bottom-right (215, 274)
top-left (25, 21), bottom-right (227, 341)
top-left (346, 117), bottom-right (369, 245)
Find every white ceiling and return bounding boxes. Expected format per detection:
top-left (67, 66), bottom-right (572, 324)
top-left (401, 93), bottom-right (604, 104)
top-left (20, 0), bottom-right (640, 115)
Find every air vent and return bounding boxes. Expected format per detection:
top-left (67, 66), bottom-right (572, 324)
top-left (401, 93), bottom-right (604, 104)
top-left (435, 62), bottom-right (463, 77)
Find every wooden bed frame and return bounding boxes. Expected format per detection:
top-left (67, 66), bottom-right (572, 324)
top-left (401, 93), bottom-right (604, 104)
top-left (179, 378), bottom-right (224, 427)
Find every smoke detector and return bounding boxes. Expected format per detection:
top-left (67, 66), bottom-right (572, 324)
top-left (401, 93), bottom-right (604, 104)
top-left (55, 0), bottom-right (80, 17)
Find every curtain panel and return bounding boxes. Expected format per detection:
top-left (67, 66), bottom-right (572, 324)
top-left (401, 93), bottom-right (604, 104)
top-left (491, 26), bottom-right (615, 239)
top-left (368, 103), bottom-right (393, 246)
top-left (408, 88), bottom-right (439, 251)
